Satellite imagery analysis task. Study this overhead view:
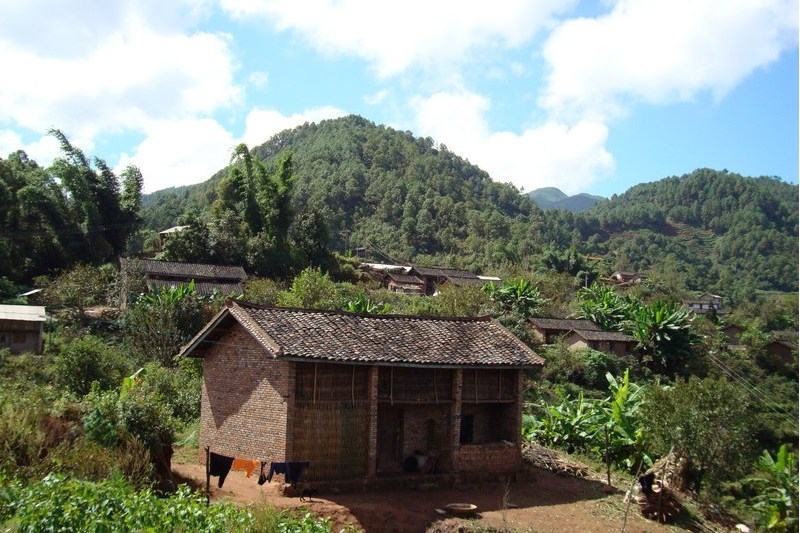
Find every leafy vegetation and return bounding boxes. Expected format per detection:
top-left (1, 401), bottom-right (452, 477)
top-left (0, 132), bottom-right (142, 285)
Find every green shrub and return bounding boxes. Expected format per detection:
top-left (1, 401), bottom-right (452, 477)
top-left (52, 335), bottom-right (130, 396)
top-left (2, 475), bottom-right (251, 532)
top-left (42, 436), bottom-right (151, 486)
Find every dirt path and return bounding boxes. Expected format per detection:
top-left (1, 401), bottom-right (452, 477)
top-left (173, 461), bottom-right (695, 532)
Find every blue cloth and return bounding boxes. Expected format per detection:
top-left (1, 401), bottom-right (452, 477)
top-left (266, 461), bottom-right (310, 484)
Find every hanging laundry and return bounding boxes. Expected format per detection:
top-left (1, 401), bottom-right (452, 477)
top-left (209, 452), bottom-right (234, 488)
top-left (266, 462), bottom-right (310, 484)
top-left (231, 458), bottom-right (259, 478)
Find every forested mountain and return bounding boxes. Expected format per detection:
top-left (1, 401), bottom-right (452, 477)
top-left (528, 187), bottom-right (606, 212)
top-left (141, 116), bottom-right (797, 299)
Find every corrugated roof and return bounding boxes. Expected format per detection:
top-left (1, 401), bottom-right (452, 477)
top-left (120, 257), bottom-right (247, 281)
top-left (0, 304), bottom-right (47, 322)
top-left (530, 318), bottom-right (600, 331)
top-left (568, 329), bottom-right (635, 342)
top-left (183, 301), bottom-right (544, 368)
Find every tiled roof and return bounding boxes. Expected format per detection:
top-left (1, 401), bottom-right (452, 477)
top-left (0, 304), bottom-right (47, 322)
top-left (568, 329), bottom-right (635, 342)
top-left (147, 278), bottom-right (245, 296)
top-left (530, 318), bottom-right (600, 332)
top-left (183, 301), bottom-right (544, 368)
top-left (120, 257), bottom-right (247, 281)
top-left (385, 273), bottom-right (424, 285)
top-left (410, 266), bottom-right (479, 279)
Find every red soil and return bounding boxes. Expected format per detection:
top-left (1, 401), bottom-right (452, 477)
top-left (173, 461), bottom-right (689, 532)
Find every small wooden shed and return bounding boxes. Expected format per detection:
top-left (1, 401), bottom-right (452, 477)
top-left (0, 304), bottom-right (47, 354)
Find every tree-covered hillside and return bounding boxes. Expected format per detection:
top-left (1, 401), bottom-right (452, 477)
top-left (131, 116), bottom-right (800, 297)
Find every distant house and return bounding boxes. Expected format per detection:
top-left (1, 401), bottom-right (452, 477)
top-left (180, 300), bottom-right (544, 485)
top-left (683, 293), bottom-right (725, 316)
top-left (0, 304), bottom-right (47, 354)
top-left (609, 271), bottom-right (646, 286)
top-left (766, 339), bottom-right (797, 365)
top-left (722, 324), bottom-right (744, 347)
top-left (157, 225), bottom-right (190, 250)
top-left (562, 329), bottom-right (636, 357)
top-left (382, 273), bottom-right (425, 294)
top-left (119, 257), bottom-right (247, 307)
top-left (529, 318), bottom-right (600, 344)
top-left (407, 266), bottom-right (482, 296)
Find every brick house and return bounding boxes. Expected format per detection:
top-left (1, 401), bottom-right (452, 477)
top-left (0, 304), bottom-right (47, 354)
top-left (562, 329), bottom-right (636, 357)
top-left (179, 300), bottom-right (544, 485)
top-left (407, 266), bottom-right (482, 296)
top-left (382, 273), bottom-right (425, 294)
top-left (529, 318), bottom-right (600, 344)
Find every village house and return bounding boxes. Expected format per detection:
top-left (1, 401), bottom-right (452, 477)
top-left (608, 271), bottom-right (647, 286)
top-left (683, 293), bottom-right (725, 316)
top-left (561, 329), bottom-right (636, 357)
top-left (382, 272), bottom-right (425, 294)
top-left (0, 304), bottom-right (47, 354)
top-left (157, 225), bottom-right (190, 250)
top-left (407, 266), bottom-right (482, 296)
top-left (529, 317), bottom-right (600, 345)
top-left (179, 300), bottom-right (544, 487)
top-left (119, 257), bottom-right (247, 307)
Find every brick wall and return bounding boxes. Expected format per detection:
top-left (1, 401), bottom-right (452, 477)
top-left (199, 323), bottom-right (292, 463)
top-left (400, 404), bottom-right (452, 468)
top-left (457, 441), bottom-right (522, 473)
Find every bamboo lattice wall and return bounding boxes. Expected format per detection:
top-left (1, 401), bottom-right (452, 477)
top-left (292, 362), bottom-right (370, 481)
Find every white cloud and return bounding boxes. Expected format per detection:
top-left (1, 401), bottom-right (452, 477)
top-left (0, 130), bottom-right (23, 158)
top-left (0, 24), bottom-right (239, 141)
top-left (542, 0), bottom-right (799, 120)
top-left (0, 131), bottom-right (63, 166)
top-left (219, 0), bottom-right (575, 77)
top-left (411, 91), bottom-right (613, 194)
top-left (241, 106), bottom-right (347, 148)
top-left (248, 71), bottom-right (270, 88)
top-left (116, 119), bottom-right (236, 193)
top-left (364, 90), bottom-right (389, 106)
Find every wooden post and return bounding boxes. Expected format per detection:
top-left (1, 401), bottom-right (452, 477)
top-left (205, 446), bottom-right (210, 506)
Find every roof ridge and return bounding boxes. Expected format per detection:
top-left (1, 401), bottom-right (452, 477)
top-left (231, 299), bottom-right (493, 322)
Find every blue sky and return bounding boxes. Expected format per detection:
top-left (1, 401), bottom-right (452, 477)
top-left (0, 1), bottom-right (796, 197)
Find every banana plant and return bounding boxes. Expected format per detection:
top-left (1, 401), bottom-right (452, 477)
top-left (745, 445), bottom-right (798, 531)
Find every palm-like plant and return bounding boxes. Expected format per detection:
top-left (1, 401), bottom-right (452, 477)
top-left (575, 283), bottom-right (632, 330)
top-left (745, 445), bottom-right (798, 531)
top-left (623, 300), bottom-right (696, 374)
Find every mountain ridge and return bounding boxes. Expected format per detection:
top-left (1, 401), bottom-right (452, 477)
top-left (140, 115), bottom-right (798, 297)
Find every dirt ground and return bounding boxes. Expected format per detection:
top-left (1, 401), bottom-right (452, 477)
top-left (173, 460), bottom-right (699, 533)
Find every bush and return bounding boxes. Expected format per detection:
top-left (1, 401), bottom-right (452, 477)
top-left (541, 344), bottom-right (627, 391)
top-left (122, 285), bottom-right (208, 366)
top-left (244, 278), bottom-right (285, 306)
top-left (42, 436), bottom-right (152, 486)
top-left (52, 335), bottom-right (131, 396)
